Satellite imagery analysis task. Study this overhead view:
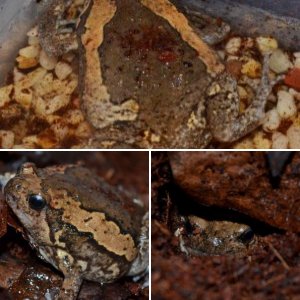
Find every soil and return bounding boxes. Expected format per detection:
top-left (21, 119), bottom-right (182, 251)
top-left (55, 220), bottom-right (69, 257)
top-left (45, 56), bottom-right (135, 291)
top-left (0, 151), bottom-right (149, 300)
top-left (151, 151), bottom-right (300, 300)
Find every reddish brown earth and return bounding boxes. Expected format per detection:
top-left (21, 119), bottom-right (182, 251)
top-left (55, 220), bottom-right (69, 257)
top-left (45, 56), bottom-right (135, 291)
top-left (152, 152), bottom-right (300, 300)
top-left (0, 152), bottom-right (148, 300)
top-left (169, 151), bottom-right (300, 232)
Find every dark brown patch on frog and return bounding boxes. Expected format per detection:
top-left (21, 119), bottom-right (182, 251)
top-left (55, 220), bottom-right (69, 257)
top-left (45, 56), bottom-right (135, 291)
top-left (98, 0), bottom-right (210, 146)
top-left (42, 166), bottom-right (144, 241)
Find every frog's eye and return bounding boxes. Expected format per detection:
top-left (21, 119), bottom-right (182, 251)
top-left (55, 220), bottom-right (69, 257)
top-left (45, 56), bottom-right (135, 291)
top-left (237, 228), bottom-right (254, 244)
top-left (28, 194), bottom-right (46, 210)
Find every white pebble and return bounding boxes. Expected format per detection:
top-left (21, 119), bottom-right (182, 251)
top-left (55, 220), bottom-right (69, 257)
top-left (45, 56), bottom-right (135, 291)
top-left (263, 109), bottom-right (281, 132)
top-left (19, 45), bottom-right (40, 59)
top-left (276, 91), bottom-right (297, 119)
top-left (256, 37), bottom-right (278, 54)
top-left (55, 62), bottom-right (73, 80)
top-left (287, 125), bottom-right (300, 149)
top-left (0, 85), bottom-right (13, 107)
top-left (225, 37), bottom-right (242, 55)
top-left (35, 94), bottom-right (70, 115)
top-left (269, 49), bottom-right (292, 74)
top-left (39, 50), bottom-right (58, 70)
top-left (272, 132), bottom-right (288, 149)
top-left (0, 130), bottom-right (15, 149)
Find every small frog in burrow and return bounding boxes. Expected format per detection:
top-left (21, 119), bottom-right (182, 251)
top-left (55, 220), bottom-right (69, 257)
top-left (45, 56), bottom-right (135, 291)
top-left (175, 215), bottom-right (255, 256)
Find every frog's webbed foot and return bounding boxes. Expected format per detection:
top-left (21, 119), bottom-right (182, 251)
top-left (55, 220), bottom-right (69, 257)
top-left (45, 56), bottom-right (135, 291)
top-left (38, 0), bottom-right (81, 57)
top-left (207, 54), bottom-right (283, 143)
top-left (183, 8), bottom-right (231, 46)
top-left (128, 212), bottom-right (149, 277)
top-left (57, 275), bottom-right (83, 300)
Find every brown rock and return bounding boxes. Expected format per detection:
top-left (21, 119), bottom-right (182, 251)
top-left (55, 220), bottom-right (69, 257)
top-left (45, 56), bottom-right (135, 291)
top-left (169, 152), bottom-right (300, 232)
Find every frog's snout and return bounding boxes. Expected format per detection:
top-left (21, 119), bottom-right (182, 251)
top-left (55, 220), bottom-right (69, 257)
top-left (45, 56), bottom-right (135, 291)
top-left (237, 227), bottom-right (255, 244)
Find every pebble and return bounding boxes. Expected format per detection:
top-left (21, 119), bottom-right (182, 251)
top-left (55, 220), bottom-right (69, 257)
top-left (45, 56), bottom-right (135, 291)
top-left (263, 109), bottom-right (281, 132)
top-left (39, 50), bottom-right (58, 70)
top-left (0, 130), bottom-right (15, 149)
top-left (287, 125), bottom-right (300, 148)
top-left (284, 68), bottom-right (300, 91)
top-left (269, 49), bottom-right (292, 74)
top-left (19, 45), bottom-right (40, 59)
top-left (55, 62), bottom-right (73, 80)
top-left (0, 85), bottom-right (13, 107)
top-left (272, 132), bottom-right (289, 149)
top-left (256, 37), bottom-right (278, 54)
top-left (225, 37), bottom-right (242, 55)
top-left (276, 90), bottom-right (297, 119)
top-left (241, 59), bottom-right (261, 78)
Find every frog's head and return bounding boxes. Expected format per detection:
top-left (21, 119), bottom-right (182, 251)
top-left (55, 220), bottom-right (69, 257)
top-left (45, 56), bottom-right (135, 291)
top-left (4, 163), bottom-right (52, 245)
top-left (187, 216), bottom-right (255, 255)
top-left (207, 220), bottom-right (255, 254)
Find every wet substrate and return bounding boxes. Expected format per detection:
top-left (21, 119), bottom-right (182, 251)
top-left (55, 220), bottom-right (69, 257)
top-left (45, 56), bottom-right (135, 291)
top-left (151, 152), bottom-right (300, 300)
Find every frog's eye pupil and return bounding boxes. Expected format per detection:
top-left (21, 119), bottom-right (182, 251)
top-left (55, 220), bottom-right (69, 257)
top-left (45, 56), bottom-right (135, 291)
top-left (237, 228), bottom-right (254, 244)
top-left (28, 194), bottom-right (46, 210)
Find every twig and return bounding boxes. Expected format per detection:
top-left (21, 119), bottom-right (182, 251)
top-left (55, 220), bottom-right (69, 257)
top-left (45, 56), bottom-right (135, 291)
top-left (267, 241), bottom-right (290, 271)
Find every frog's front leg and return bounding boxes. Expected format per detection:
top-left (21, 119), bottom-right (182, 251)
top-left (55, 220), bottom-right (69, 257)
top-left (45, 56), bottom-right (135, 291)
top-left (207, 54), bottom-right (283, 143)
top-left (38, 0), bottom-right (80, 57)
top-left (128, 212), bottom-right (149, 277)
top-left (57, 275), bottom-right (83, 300)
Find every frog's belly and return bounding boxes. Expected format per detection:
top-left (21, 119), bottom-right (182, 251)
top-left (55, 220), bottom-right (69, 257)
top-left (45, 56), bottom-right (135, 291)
top-left (99, 0), bottom-right (210, 142)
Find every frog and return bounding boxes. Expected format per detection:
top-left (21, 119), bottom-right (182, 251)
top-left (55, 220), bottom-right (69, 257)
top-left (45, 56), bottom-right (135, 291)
top-left (3, 163), bottom-right (149, 299)
top-left (38, 0), bottom-right (280, 148)
top-left (175, 215), bottom-right (255, 256)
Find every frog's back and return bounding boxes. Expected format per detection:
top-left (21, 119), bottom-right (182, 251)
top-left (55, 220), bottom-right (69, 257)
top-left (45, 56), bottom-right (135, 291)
top-left (88, 0), bottom-right (210, 146)
top-left (42, 166), bottom-right (144, 241)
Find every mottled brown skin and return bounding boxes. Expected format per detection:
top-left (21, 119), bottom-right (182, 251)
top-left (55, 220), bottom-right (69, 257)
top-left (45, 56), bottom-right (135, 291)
top-left (38, 0), bottom-right (277, 148)
top-left (179, 216), bottom-right (255, 256)
top-left (4, 163), bottom-right (146, 300)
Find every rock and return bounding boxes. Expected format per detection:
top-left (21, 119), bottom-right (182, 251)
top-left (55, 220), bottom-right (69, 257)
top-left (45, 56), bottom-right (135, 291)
top-left (263, 109), bottom-right (281, 132)
top-left (269, 49), bottom-right (292, 74)
top-left (287, 125), bottom-right (300, 148)
top-left (225, 37), bottom-right (242, 55)
top-left (276, 90), bottom-right (297, 119)
top-left (169, 152), bottom-right (300, 232)
top-left (272, 132), bottom-right (288, 149)
top-left (39, 50), bottom-right (57, 71)
top-left (284, 68), bottom-right (300, 91)
top-left (256, 37), bottom-right (278, 54)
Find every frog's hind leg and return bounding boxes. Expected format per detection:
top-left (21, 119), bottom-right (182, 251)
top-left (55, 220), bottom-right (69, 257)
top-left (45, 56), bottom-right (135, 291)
top-left (57, 275), bottom-right (83, 300)
top-left (38, 0), bottom-right (83, 56)
top-left (182, 8), bottom-right (231, 46)
top-left (207, 54), bottom-right (283, 143)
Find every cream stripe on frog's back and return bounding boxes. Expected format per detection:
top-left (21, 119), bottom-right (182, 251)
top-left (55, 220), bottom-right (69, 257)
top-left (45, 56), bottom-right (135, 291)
top-left (82, 0), bottom-right (139, 129)
top-left (141, 0), bottom-right (224, 76)
top-left (49, 189), bottom-right (137, 262)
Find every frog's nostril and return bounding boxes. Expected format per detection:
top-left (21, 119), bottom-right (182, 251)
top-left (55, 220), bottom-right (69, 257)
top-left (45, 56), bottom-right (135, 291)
top-left (237, 228), bottom-right (254, 244)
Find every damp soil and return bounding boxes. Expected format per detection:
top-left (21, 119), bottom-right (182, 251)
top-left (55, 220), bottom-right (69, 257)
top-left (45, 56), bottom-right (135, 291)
top-left (0, 152), bottom-right (149, 300)
top-left (151, 151), bottom-right (300, 300)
